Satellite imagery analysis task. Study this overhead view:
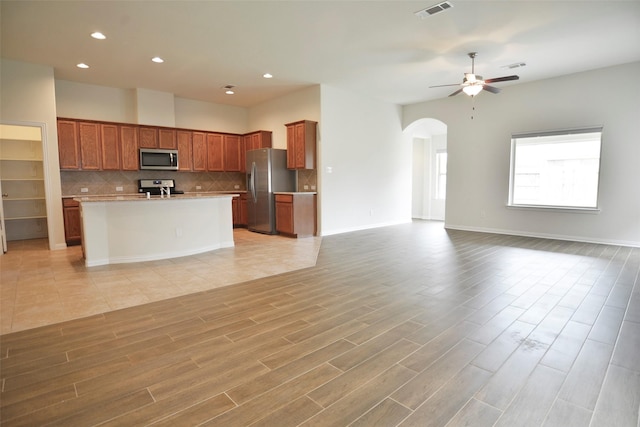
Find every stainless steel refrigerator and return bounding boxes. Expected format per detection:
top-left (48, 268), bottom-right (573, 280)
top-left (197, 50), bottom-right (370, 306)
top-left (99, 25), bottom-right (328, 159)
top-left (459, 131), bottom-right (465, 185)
top-left (246, 148), bottom-right (296, 234)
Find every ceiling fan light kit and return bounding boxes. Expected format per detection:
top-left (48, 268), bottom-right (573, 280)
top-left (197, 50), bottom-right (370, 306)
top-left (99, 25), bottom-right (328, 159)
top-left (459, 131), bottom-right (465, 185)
top-left (430, 52), bottom-right (519, 98)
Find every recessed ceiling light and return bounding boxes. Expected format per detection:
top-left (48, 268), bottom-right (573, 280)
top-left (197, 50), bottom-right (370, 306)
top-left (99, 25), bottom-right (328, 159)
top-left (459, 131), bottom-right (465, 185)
top-left (263, 73), bottom-right (273, 79)
top-left (151, 57), bottom-right (164, 63)
top-left (91, 32), bottom-right (106, 40)
top-left (77, 63), bottom-right (89, 69)
top-left (223, 85), bottom-right (235, 95)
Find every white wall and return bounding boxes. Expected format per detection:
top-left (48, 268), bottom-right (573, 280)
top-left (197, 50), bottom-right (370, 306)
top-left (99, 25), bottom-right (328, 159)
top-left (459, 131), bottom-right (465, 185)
top-left (55, 80), bottom-right (248, 133)
top-left (175, 98), bottom-right (247, 134)
top-left (412, 137), bottom-right (427, 219)
top-left (248, 86), bottom-right (320, 149)
top-left (0, 59), bottom-right (66, 250)
top-left (403, 61), bottom-right (640, 247)
top-left (320, 85), bottom-right (410, 235)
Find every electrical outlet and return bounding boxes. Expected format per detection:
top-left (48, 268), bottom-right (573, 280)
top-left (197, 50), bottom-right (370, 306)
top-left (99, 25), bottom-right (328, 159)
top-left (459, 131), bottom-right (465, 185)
top-left (115, 186), bottom-right (123, 192)
top-left (234, 184), bottom-right (240, 189)
top-left (80, 188), bottom-right (89, 193)
top-left (175, 227), bottom-right (182, 237)
top-left (196, 185), bottom-right (202, 190)
top-left (304, 185), bottom-right (309, 190)
top-left (311, 185), bottom-right (316, 190)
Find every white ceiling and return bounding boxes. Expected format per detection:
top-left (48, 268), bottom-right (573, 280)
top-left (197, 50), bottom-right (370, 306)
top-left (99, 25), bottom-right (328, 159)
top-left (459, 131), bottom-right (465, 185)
top-left (2, 1), bottom-right (639, 108)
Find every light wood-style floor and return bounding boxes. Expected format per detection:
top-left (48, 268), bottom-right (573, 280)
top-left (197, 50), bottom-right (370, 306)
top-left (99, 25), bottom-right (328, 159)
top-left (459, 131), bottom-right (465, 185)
top-left (1, 221), bottom-right (639, 426)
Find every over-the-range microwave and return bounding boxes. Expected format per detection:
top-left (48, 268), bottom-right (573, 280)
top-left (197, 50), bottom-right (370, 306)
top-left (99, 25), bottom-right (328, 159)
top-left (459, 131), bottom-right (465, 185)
top-left (139, 148), bottom-right (179, 170)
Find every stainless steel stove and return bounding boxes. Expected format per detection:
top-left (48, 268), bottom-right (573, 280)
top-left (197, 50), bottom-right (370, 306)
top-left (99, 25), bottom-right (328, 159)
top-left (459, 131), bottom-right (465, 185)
top-left (137, 179), bottom-right (184, 195)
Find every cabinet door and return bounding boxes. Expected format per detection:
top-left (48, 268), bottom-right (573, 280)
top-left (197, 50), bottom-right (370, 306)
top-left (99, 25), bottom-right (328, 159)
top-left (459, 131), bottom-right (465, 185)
top-left (286, 125), bottom-right (296, 169)
top-left (192, 132), bottom-right (207, 171)
top-left (275, 200), bottom-right (294, 235)
top-left (255, 131), bottom-right (272, 148)
top-left (57, 120), bottom-right (80, 169)
top-left (159, 129), bottom-right (177, 149)
top-left (120, 125), bottom-right (139, 170)
top-left (294, 122), bottom-right (307, 169)
top-left (63, 199), bottom-right (82, 245)
top-left (101, 124), bottom-right (120, 170)
top-left (78, 122), bottom-right (101, 170)
top-left (176, 130), bottom-right (193, 171)
top-left (206, 133), bottom-right (224, 171)
top-left (224, 135), bottom-right (242, 172)
top-left (241, 135), bottom-right (251, 173)
top-left (239, 193), bottom-right (248, 225)
top-left (139, 127), bottom-right (158, 148)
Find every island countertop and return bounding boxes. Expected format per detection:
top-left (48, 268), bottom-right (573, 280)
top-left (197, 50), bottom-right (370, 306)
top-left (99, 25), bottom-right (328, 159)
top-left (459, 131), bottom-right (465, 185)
top-left (73, 193), bottom-right (239, 203)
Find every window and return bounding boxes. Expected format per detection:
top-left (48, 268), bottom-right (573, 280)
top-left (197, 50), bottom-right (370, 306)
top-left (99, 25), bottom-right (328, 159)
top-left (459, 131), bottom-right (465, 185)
top-left (509, 127), bottom-right (602, 209)
top-left (435, 151), bottom-right (447, 200)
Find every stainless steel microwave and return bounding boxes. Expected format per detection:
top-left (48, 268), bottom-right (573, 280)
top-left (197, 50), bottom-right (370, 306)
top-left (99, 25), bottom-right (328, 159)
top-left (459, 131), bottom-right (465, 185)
top-left (139, 148), bottom-right (179, 170)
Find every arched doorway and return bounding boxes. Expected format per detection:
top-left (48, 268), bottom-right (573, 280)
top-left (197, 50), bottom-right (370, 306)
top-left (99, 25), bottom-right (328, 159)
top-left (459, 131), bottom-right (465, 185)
top-left (404, 118), bottom-right (448, 221)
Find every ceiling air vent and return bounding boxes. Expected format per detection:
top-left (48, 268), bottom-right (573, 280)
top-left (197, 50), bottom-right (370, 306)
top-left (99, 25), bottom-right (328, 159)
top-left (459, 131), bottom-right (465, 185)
top-left (501, 62), bottom-right (527, 70)
top-left (414, 1), bottom-right (453, 19)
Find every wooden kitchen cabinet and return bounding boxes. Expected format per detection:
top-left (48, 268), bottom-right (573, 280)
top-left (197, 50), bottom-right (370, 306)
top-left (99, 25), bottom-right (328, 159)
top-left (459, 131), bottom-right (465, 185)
top-left (275, 193), bottom-right (317, 237)
top-left (57, 119), bottom-right (80, 169)
top-left (224, 134), bottom-right (242, 172)
top-left (120, 125), bottom-right (139, 170)
top-left (176, 130), bottom-right (193, 171)
top-left (242, 131), bottom-right (272, 172)
top-left (158, 128), bottom-right (177, 149)
top-left (206, 133), bottom-right (224, 172)
top-left (62, 198), bottom-right (81, 246)
top-left (139, 126), bottom-right (158, 148)
top-left (232, 193), bottom-right (248, 227)
top-left (100, 124), bottom-right (120, 170)
top-left (285, 120), bottom-right (317, 170)
top-left (78, 122), bottom-right (101, 170)
top-left (192, 132), bottom-right (207, 171)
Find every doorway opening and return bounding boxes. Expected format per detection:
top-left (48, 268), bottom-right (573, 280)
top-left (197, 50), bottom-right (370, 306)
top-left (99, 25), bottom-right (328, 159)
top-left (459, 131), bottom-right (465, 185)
top-left (0, 123), bottom-right (49, 253)
top-left (405, 118), bottom-right (448, 222)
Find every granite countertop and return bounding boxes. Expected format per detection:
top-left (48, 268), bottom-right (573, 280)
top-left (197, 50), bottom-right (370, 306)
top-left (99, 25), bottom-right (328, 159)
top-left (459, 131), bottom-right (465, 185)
top-left (73, 193), bottom-right (239, 202)
top-left (273, 191), bottom-right (317, 195)
top-left (64, 190), bottom-right (246, 199)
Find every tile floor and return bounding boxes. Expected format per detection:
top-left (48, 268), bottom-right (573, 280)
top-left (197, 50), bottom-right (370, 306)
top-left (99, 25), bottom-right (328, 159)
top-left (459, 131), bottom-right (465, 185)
top-left (0, 229), bottom-right (322, 334)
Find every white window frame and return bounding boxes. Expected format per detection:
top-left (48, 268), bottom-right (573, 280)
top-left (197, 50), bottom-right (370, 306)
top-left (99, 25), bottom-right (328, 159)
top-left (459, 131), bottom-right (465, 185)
top-left (508, 126), bottom-right (603, 212)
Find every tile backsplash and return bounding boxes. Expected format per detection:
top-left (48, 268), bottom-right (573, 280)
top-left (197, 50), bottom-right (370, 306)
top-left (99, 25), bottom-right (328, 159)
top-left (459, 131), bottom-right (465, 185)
top-left (61, 169), bottom-right (317, 196)
top-left (61, 171), bottom-right (246, 196)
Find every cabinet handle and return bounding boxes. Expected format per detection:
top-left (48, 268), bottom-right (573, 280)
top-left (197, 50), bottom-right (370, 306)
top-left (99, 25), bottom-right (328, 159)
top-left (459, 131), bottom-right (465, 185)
top-left (2, 193), bottom-right (8, 198)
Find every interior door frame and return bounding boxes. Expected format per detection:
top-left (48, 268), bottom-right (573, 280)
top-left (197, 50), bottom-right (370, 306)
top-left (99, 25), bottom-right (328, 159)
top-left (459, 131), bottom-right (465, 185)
top-left (0, 120), bottom-right (52, 252)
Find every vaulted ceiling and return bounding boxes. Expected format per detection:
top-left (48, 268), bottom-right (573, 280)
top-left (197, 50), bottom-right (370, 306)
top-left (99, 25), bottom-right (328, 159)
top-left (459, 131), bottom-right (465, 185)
top-left (2, 1), bottom-right (639, 107)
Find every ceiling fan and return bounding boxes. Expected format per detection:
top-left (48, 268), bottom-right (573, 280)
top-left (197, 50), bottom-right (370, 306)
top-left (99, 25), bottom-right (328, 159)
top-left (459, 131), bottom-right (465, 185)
top-left (430, 52), bottom-right (519, 97)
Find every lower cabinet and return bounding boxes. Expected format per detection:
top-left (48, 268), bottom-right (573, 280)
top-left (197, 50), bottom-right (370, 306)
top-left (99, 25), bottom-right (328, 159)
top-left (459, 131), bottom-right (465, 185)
top-left (275, 193), bottom-right (316, 238)
top-left (232, 193), bottom-right (248, 227)
top-left (62, 198), bottom-right (82, 246)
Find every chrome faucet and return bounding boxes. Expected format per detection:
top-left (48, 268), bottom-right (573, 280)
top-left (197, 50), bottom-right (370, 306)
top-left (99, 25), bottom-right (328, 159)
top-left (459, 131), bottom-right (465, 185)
top-left (160, 186), bottom-right (171, 198)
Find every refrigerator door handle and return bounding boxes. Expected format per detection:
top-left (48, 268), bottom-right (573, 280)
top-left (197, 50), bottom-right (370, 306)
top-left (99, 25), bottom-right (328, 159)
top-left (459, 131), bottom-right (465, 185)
top-left (250, 162), bottom-right (257, 203)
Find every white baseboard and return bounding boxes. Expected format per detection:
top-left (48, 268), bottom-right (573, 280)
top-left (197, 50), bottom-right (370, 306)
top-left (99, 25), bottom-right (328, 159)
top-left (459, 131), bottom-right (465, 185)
top-left (444, 224), bottom-right (640, 248)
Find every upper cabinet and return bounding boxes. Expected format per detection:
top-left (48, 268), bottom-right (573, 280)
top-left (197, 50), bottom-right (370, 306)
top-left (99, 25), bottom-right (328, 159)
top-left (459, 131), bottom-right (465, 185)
top-left (78, 122), bottom-right (101, 170)
top-left (206, 133), bottom-right (224, 172)
top-left (224, 134), bottom-right (242, 172)
top-left (158, 128), bottom-right (177, 149)
top-left (192, 132), bottom-right (207, 172)
top-left (57, 118), bottom-right (267, 173)
top-left (57, 120), bottom-right (80, 169)
top-left (100, 123), bottom-right (120, 171)
top-left (242, 131), bottom-right (272, 172)
top-left (286, 120), bottom-right (317, 170)
top-left (120, 125), bottom-right (139, 170)
top-left (138, 126), bottom-right (158, 148)
top-left (176, 130), bottom-right (193, 171)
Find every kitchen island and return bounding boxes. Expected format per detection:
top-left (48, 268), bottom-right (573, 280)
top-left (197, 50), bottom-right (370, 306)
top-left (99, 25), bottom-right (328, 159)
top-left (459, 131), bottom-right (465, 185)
top-left (76, 193), bottom-right (236, 267)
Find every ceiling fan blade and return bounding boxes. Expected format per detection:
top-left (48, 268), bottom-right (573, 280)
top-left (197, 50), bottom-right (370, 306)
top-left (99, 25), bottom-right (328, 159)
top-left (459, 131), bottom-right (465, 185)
top-left (484, 75), bottom-right (519, 84)
top-left (429, 83), bottom-right (462, 88)
top-left (448, 88), bottom-right (463, 97)
top-left (482, 85), bottom-right (501, 94)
